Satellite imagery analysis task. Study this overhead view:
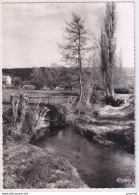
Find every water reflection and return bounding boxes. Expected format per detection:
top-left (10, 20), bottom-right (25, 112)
top-left (34, 125), bottom-right (135, 188)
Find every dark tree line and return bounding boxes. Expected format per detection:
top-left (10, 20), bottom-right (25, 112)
top-left (2, 68), bottom-right (32, 81)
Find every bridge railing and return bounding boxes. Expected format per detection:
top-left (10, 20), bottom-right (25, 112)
top-left (29, 95), bottom-right (78, 105)
top-left (3, 94), bottom-right (78, 106)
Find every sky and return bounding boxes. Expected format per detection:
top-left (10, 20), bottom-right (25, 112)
top-left (2, 2), bottom-right (134, 69)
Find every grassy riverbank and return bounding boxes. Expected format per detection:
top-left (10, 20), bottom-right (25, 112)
top-left (3, 141), bottom-right (87, 189)
top-left (2, 92), bottom-right (134, 189)
top-left (2, 102), bottom-right (87, 189)
top-left (65, 94), bottom-right (134, 153)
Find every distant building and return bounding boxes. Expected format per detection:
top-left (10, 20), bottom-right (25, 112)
top-left (2, 75), bottom-right (12, 85)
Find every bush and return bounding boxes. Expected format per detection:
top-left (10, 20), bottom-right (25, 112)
top-left (5, 84), bottom-right (15, 89)
top-left (23, 85), bottom-right (36, 90)
top-left (90, 91), bottom-right (97, 104)
top-left (3, 108), bottom-right (14, 144)
top-left (95, 86), bottom-right (102, 90)
top-left (64, 84), bottom-right (72, 91)
top-left (3, 108), bottom-right (14, 127)
top-left (3, 107), bottom-right (36, 142)
top-left (21, 110), bottom-right (36, 136)
top-left (61, 92), bottom-right (79, 96)
top-left (46, 104), bottom-right (66, 127)
top-left (13, 77), bottom-right (22, 88)
top-left (114, 88), bottom-right (129, 94)
top-left (105, 96), bottom-right (124, 107)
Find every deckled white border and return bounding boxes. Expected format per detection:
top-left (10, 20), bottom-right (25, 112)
top-left (0, 0), bottom-right (3, 192)
top-left (0, 0), bottom-right (138, 193)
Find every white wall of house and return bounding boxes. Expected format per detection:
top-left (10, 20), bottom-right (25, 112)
top-left (3, 75), bottom-right (12, 85)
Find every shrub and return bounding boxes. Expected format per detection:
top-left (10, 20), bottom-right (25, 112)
top-left (21, 110), bottom-right (36, 136)
top-left (23, 85), bottom-right (36, 90)
top-left (64, 85), bottom-right (72, 91)
top-left (3, 108), bottom-right (14, 144)
top-left (46, 104), bottom-right (66, 127)
top-left (105, 96), bottom-right (124, 107)
top-left (95, 86), bottom-right (102, 90)
top-left (5, 84), bottom-right (15, 89)
top-left (90, 90), bottom-right (97, 104)
top-left (61, 92), bottom-right (79, 96)
top-left (13, 77), bottom-right (22, 88)
top-left (3, 107), bottom-right (36, 142)
top-left (3, 108), bottom-right (14, 127)
top-left (114, 88), bottom-right (129, 94)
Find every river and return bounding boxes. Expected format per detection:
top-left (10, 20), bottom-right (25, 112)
top-left (33, 125), bottom-right (135, 188)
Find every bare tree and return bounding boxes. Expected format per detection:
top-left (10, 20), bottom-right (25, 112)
top-left (99, 2), bottom-right (117, 99)
top-left (59, 13), bottom-right (90, 103)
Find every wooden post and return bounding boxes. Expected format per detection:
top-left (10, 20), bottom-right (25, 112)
top-left (11, 92), bottom-right (28, 136)
top-left (11, 94), bottom-right (18, 125)
top-left (16, 93), bottom-right (28, 135)
top-left (11, 94), bottom-right (15, 122)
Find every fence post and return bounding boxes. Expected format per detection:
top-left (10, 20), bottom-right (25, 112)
top-left (11, 94), bottom-right (17, 125)
top-left (11, 93), bottom-right (28, 136)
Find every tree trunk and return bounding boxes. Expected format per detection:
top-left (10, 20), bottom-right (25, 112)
top-left (16, 93), bottom-right (28, 135)
top-left (11, 94), bottom-right (17, 125)
top-left (78, 29), bottom-right (83, 104)
top-left (11, 93), bottom-right (28, 136)
top-left (84, 82), bottom-right (93, 108)
top-left (79, 61), bottom-right (83, 103)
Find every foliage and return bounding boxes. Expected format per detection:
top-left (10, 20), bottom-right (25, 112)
top-left (61, 91), bottom-right (79, 96)
top-left (3, 108), bottom-right (14, 144)
top-left (30, 66), bottom-right (76, 90)
top-left (2, 68), bottom-right (32, 81)
top-left (21, 109), bottom-right (36, 136)
top-left (3, 108), bottom-right (14, 127)
top-left (46, 104), bottom-right (66, 127)
top-left (13, 77), bottom-right (22, 88)
top-left (3, 106), bottom-right (36, 142)
top-left (104, 96), bottom-right (124, 107)
top-left (23, 85), bottom-right (36, 90)
top-left (95, 86), bottom-right (102, 90)
top-left (114, 88), bottom-right (129, 94)
top-left (4, 84), bottom-right (15, 89)
top-left (30, 68), bottom-right (46, 90)
top-left (90, 90), bottom-right (97, 104)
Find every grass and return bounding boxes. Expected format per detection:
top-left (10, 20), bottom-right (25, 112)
top-left (2, 88), bottom-right (134, 189)
top-left (66, 94), bottom-right (135, 153)
top-left (3, 141), bottom-right (87, 189)
top-left (2, 105), bottom-right (52, 144)
top-left (2, 97), bottom-right (88, 189)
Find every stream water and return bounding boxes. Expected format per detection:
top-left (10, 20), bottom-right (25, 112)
top-left (33, 125), bottom-right (135, 188)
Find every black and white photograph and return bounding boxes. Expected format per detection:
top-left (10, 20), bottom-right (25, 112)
top-left (2, 2), bottom-right (135, 189)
